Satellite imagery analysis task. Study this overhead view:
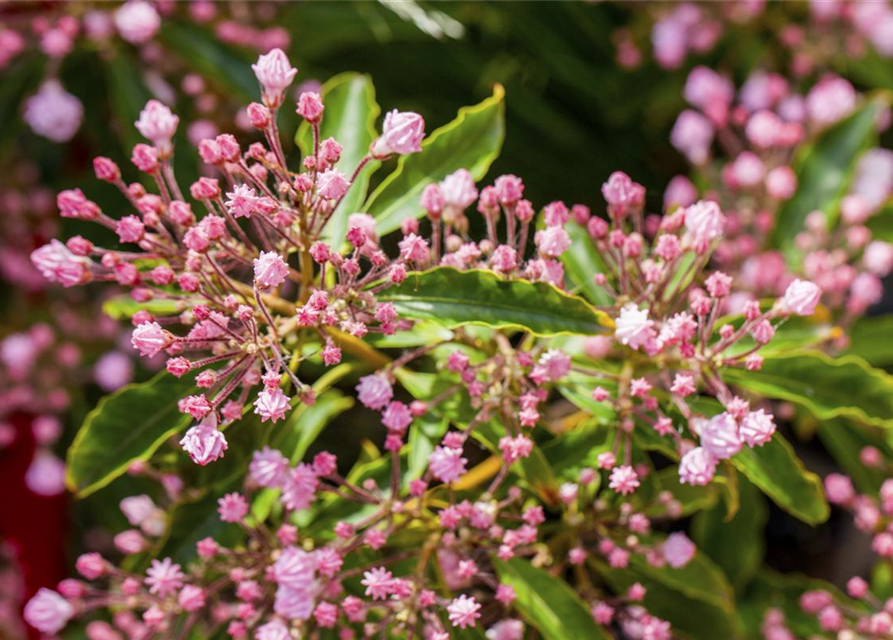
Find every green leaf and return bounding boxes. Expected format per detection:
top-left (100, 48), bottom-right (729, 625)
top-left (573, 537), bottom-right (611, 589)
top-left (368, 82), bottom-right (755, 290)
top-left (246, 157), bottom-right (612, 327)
top-left (592, 544), bottom-right (736, 640)
top-left (102, 294), bottom-right (184, 320)
top-left (365, 85), bottom-right (505, 235)
top-left (560, 220), bottom-right (612, 306)
top-left (725, 351), bottom-right (893, 429)
top-left (158, 22), bottom-right (257, 99)
top-left (270, 390), bottom-right (355, 464)
top-left (845, 314), bottom-right (893, 367)
top-left (817, 418), bottom-right (893, 494)
top-left (106, 51), bottom-right (153, 154)
top-left (296, 73), bottom-right (381, 249)
top-left (730, 433), bottom-right (829, 525)
top-left (492, 558), bottom-right (612, 640)
top-left (773, 99), bottom-right (883, 255)
top-left (156, 492), bottom-right (243, 565)
top-left (378, 267), bottom-right (612, 336)
top-left (66, 372), bottom-right (196, 498)
top-left (692, 477), bottom-right (767, 590)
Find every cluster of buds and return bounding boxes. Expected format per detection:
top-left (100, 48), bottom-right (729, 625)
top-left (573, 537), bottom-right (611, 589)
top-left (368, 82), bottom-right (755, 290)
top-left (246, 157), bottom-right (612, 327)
top-left (31, 47), bottom-right (428, 466)
top-left (666, 65), bottom-right (893, 322)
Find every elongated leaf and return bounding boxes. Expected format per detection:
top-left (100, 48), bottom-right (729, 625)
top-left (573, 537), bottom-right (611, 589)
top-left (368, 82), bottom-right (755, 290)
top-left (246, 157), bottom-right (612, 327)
top-left (725, 351), bottom-right (893, 429)
top-left (493, 558), bottom-right (612, 640)
top-left (560, 221), bottom-right (612, 305)
top-left (378, 267), bottom-right (612, 336)
top-left (296, 73), bottom-right (381, 248)
top-left (592, 545), bottom-right (736, 640)
top-left (773, 100), bottom-right (883, 254)
top-left (730, 434), bottom-right (829, 525)
top-left (106, 51), bottom-right (153, 154)
top-left (365, 85), bottom-right (505, 235)
top-left (102, 295), bottom-right (184, 320)
top-left (817, 418), bottom-right (892, 494)
top-left (66, 372), bottom-right (196, 498)
top-left (159, 22), bottom-right (257, 99)
top-left (270, 390), bottom-right (355, 464)
top-left (692, 477), bottom-right (767, 590)
top-left (156, 492), bottom-right (242, 565)
top-left (845, 314), bottom-right (893, 367)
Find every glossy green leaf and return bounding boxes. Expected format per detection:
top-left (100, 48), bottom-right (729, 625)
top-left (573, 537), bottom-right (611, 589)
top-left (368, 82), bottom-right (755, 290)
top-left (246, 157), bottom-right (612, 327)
top-left (159, 22), bottom-right (257, 99)
top-left (270, 390), bottom-right (355, 464)
top-left (817, 418), bottom-right (893, 494)
top-left (730, 434), bottom-right (829, 525)
top-left (493, 558), bottom-right (612, 640)
top-left (845, 314), bottom-right (893, 367)
top-left (592, 544), bottom-right (736, 640)
top-left (102, 294), bottom-right (184, 320)
top-left (66, 372), bottom-right (196, 498)
top-left (725, 351), bottom-right (893, 429)
top-left (692, 477), bottom-right (767, 590)
top-left (378, 267), bottom-right (612, 336)
top-left (773, 99), bottom-right (883, 255)
top-left (560, 220), bottom-right (612, 305)
top-left (365, 85), bottom-right (505, 235)
top-left (156, 492), bottom-right (243, 565)
top-left (296, 73), bottom-right (381, 248)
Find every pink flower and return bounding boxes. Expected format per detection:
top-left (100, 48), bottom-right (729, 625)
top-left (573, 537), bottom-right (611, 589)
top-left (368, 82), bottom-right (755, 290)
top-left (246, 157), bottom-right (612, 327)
top-left (145, 558), bottom-right (185, 596)
top-left (217, 492), bottom-right (249, 523)
top-left (448, 594), bottom-right (482, 629)
top-left (739, 409), bottom-right (776, 447)
top-left (317, 168), bottom-right (351, 200)
top-left (429, 445), bottom-right (468, 483)
top-left (274, 584), bottom-right (315, 620)
top-left (783, 279), bottom-right (821, 316)
top-left (398, 233), bottom-right (429, 263)
top-left (116, 215), bottom-right (146, 244)
top-left (31, 239), bottom-right (92, 287)
top-left (684, 200), bottom-right (725, 247)
top-left (24, 80), bottom-right (83, 142)
top-left (179, 422), bottom-right (228, 466)
top-left (115, 1), bottom-right (160, 43)
top-left (296, 91), bottom-right (324, 124)
top-left (766, 166), bottom-right (798, 200)
top-left (135, 100), bottom-right (179, 154)
top-left (253, 251), bottom-right (290, 290)
top-left (824, 473), bottom-right (855, 504)
top-left (76, 552), bottom-right (106, 580)
top-left (361, 567), bottom-right (394, 600)
top-left (255, 620), bottom-right (290, 640)
top-left (356, 374), bottom-right (393, 410)
top-left (614, 304), bottom-right (655, 350)
top-left (372, 110), bottom-right (425, 157)
top-left (440, 169), bottom-right (479, 209)
top-left (670, 110), bottom-right (714, 165)
top-left (609, 465), bottom-right (640, 495)
top-left (131, 321), bottom-right (173, 357)
top-left (679, 446), bottom-right (717, 486)
top-left (698, 412), bottom-right (742, 460)
top-left (487, 619), bottom-right (524, 640)
top-left (382, 401), bottom-right (413, 433)
top-left (806, 75), bottom-right (856, 127)
top-left (272, 546), bottom-right (316, 590)
top-left (663, 532), bottom-right (696, 568)
top-left (251, 48), bottom-right (297, 108)
top-left (178, 585), bottom-right (205, 612)
top-left (254, 388), bottom-right (290, 423)
top-left (602, 171), bottom-right (644, 214)
top-left (281, 464), bottom-right (318, 511)
top-left (24, 589), bottom-right (73, 634)
top-left (535, 226), bottom-right (571, 257)
top-left (864, 241), bottom-right (893, 276)
top-left (249, 446), bottom-right (290, 488)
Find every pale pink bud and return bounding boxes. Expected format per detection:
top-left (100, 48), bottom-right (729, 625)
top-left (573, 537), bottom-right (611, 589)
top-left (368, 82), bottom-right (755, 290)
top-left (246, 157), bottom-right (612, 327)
top-left (372, 110), bottom-right (425, 157)
top-left (251, 48), bottom-right (297, 108)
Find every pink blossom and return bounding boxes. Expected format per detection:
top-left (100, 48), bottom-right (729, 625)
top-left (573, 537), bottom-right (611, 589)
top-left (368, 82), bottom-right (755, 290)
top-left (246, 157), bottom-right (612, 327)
top-left (614, 304), bottom-right (655, 350)
top-left (135, 100), bottom-right (179, 154)
top-left (699, 412), bottom-right (742, 460)
top-left (824, 473), bottom-right (855, 504)
top-left (131, 321), bottom-right (173, 357)
top-left (281, 464), bottom-right (318, 511)
top-left (806, 75), bottom-right (856, 127)
top-left (439, 169), bottom-right (478, 209)
top-left (253, 251), bottom-right (290, 290)
top-left (372, 110), bottom-right (425, 157)
top-left (31, 239), bottom-right (92, 287)
top-left (251, 48), bottom-right (297, 108)
top-left (609, 465), bottom-right (640, 495)
top-left (783, 279), bottom-right (821, 316)
top-left (448, 594), bottom-right (482, 629)
top-left (179, 422), bottom-right (228, 466)
top-left (670, 110), bottom-right (714, 164)
top-left (217, 492), bottom-right (249, 523)
top-left (429, 445), bottom-right (468, 483)
top-left (145, 558), bottom-right (185, 596)
top-left (663, 532), bottom-right (696, 568)
top-left (296, 91), bottom-right (324, 123)
top-left (361, 567), bottom-right (394, 600)
top-left (24, 589), bottom-right (73, 634)
top-left (535, 225), bottom-right (571, 257)
top-left (356, 374), bottom-right (393, 410)
top-left (487, 619), bottom-right (524, 640)
top-left (317, 168), bottom-right (351, 200)
top-left (864, 241), bottom-right (893, 276)
top-left (739, 409), bottom-right (776, 447)
top-left (679, 446), bottom-right (717, 485)
top-left (766, 166), bottom-right (798, 200)
top-left (115, 1), bottom-right (160, 43)
top-left (249, 446), bottom-right (290, 488)
top-left (24, 80), bottom-right (83, 142)
top-left (684, 200), bottom-right (725, 247)
top-left (254, 388), bottom-right (290, 423)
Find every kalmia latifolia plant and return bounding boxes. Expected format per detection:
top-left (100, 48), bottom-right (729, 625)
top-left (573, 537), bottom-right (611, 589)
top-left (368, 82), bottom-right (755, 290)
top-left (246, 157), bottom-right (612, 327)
top-left (19, 41), bottom-right (893, 640)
